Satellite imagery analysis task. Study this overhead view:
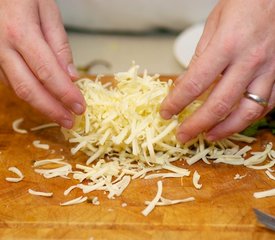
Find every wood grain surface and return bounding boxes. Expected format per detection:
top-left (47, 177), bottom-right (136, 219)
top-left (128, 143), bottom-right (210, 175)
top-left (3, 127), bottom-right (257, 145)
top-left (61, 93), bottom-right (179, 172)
top-left (0, 76), bottom-right (274, 240)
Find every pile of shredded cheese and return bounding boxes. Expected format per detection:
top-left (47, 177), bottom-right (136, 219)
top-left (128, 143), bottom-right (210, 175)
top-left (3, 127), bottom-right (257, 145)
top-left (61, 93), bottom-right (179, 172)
top-left (62, 65), bottom-right (204, 166)
top-left (9, 64), bottom-right (275, 214)
top-left (61, 65), bottom-right (275, 186)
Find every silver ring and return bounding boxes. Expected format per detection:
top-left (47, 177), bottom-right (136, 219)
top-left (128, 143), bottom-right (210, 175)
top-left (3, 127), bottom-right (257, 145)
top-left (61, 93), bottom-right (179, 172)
top-left (244, 91), bottom-right (268, 107)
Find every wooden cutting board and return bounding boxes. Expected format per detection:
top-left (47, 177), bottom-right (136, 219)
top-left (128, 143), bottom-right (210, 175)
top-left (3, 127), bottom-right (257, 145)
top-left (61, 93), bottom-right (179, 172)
top-left (0, 76), bottom-right (274, 240)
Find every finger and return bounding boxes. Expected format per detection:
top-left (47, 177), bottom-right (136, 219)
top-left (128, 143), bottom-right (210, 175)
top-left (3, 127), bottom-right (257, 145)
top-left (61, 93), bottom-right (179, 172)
top-left (173, 6), bottom-right (222, 86)
top-left (188, 4), bottom-right (221, 68)
top-left (173, 14), bottom-right (220, 86)
top-left (206, 75), bottom-right (274, 140)
top-left (176, 60), bottom-right (258, 143)
top-left (1, 49), bottom-right (74, 128)
top-left (38, 0), bottom-right (79, 79)
top-left (13, 28), bottom-right (85, 115)
top-left (160, 33), bottom-right (230, 120)
top-left (166, 4), bottom-right (222, 98)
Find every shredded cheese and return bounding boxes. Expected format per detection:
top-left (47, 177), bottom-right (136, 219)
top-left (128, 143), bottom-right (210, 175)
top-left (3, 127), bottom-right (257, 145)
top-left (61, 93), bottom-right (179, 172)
top-left (142, 180), bottom-right (163, 216)
top-left (144, 172), bottom-right (189, 179)
top-left (61, 65), bottom-right (204, 168)
top-left (143, 180), bottom-right (194, 214)
top-left (33, 158), bottom-right (66, 167)
top-left (244, 143), bottom-right (272, 166)
top-left (145, 196), bottom-right (195, 206)
top-left (28, 189), bottom-right (53, 197)
top-left (32, 140), bottom-right (50, 150)
top-left (60, 196), bottom-right (88, 206)
top-left (14, 64), bottom-right (274, 215)
top-left (5, 167), bottom-right (24, 183)
top-left (187, 149), bottom-right (210, 165)
top-left (192, 171), bottom-right (202, 189)
top-left (90, 197), bottom-right (100, 205)
top-left (34, 165), bottom-right (71, 179)
top-left (64, 185), bottom-right (78, 196)
top-left (58, 65), bottom-right (275, 208)
top-left (30, 123), bottom-right (59, 131)
top-left (253, 188), bottom-right (275, 199)
top-left (33, 158), bottom-right (72, 179)
top-left (234, 173), bottom-right (247, 180)
top-left (265, 170), bottom-right (275, 180)
top-left (12, 118), bottom-right (27, 134)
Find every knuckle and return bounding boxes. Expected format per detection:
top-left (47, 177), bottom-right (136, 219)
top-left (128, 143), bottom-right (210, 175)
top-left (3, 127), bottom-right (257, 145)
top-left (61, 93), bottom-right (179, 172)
top-left (36, 62), bottom-right (52, 82)
top-left (242, 107), bottom-right (263, 122)
top-left (184, 80), bottom-right (203, 98)
top-left (56, 41), bottom-right (71, 58)
top-left (208, 100), bottom-right (230, 119)
top-left (234, 79), bottom-right (248, 90)
top-left (5, 23), bottom-right (24, 44)
top-left (14, 83), bottom-right (32, 101)
top-left (59, 88), bottom-right (73, 103)
top-left (164, 97), bottom-right (183, 114)
top-left (3, 23), bottom-right (26, 47)
top-left (218, 34), bottom-right (235, 56)
top-left (246, 47), bottom-right (266, 68)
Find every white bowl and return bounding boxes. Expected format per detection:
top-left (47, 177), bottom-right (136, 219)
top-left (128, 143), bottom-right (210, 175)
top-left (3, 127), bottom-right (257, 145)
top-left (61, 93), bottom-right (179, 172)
top-left (174, 23), bottom-right (205, 67)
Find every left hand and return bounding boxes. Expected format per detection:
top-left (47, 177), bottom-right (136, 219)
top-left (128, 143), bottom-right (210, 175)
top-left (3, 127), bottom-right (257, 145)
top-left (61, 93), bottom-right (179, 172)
top-left (160, 0), bottom-right (275, 142)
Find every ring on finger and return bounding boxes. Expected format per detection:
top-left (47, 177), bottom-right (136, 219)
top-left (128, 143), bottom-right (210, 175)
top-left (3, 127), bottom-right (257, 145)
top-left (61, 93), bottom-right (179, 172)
top-left (243, 91), bottom-right (268, 107)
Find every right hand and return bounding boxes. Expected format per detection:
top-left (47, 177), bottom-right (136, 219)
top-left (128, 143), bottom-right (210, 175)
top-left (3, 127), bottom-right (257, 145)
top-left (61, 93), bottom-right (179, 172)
top-left (0, 0), bottom-right (86, 128)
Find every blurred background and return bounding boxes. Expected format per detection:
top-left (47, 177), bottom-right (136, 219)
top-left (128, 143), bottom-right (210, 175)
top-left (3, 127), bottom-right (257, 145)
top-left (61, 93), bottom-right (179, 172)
top-left (56, 0), bottom-right (217, 75)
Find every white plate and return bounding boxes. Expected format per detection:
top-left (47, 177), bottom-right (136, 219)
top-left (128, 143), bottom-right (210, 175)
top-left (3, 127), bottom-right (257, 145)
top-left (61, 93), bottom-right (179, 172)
top-left (174, 23), bottom-right (205, 67)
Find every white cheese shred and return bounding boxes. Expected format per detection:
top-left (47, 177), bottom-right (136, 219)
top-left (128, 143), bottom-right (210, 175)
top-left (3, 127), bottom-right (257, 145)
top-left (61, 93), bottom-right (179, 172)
top-left (265, 170), bottom-right (275, 180)
top-left (192, 171), bottom-right (202, 189)
top-left (30, 123), bottom-right (59, 131)
top-left (90, 197), bottom-right (100, 205)
top-left (12, 118), bottom-right (27, 134)
top-left (234, 173), bottom-right (247, 180)
top-left (33, 158), bottom-right (66, 167)
top-left (5, 167), bottom-right (24, 183)
top-left (142, 180), bottom-right (163, 216)
top-left (28, 189), bottom-right (53, 197)
top-left (145, 196), bottom-right (195, 206)
top-left (187, 149), bottom-right (210, 165)
top-left (244, 143), bottom-right (272, 166)
top-left (253, 188), bottom-right (275, 199)
top-left (60, 196), bottom-right (88, 206)
top-left (32, 140), bottom-right (50, 150)
top-left (145, 173), bottom-right (189, 179)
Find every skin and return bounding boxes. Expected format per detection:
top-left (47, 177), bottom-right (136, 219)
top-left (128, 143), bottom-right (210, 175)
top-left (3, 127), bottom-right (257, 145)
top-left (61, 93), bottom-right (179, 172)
top-left (0, 0), bottom-right (86, 128)
top-left (0, 0), bottom-right (274, 138)
top-left (161, 0), bottom-right (275, 142)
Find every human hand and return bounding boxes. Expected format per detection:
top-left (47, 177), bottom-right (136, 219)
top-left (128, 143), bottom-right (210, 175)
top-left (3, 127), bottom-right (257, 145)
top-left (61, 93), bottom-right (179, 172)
top-left (0, 0), bottom-right (85, 128)
top-left (160, 0), bottom-right (275, 142)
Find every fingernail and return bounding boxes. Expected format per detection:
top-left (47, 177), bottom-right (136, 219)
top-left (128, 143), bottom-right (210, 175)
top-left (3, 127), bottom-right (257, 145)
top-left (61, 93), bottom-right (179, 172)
top-left (67, 64), bottom-right (79, 79)
top-left (160, 110), bottom-right (172, 119)
top-left (72, 103), bottom-right (85, 115)
top-left (62, 119), bottom-right (73, 129)
top-left (177, 133), bottom-right (191, 143)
